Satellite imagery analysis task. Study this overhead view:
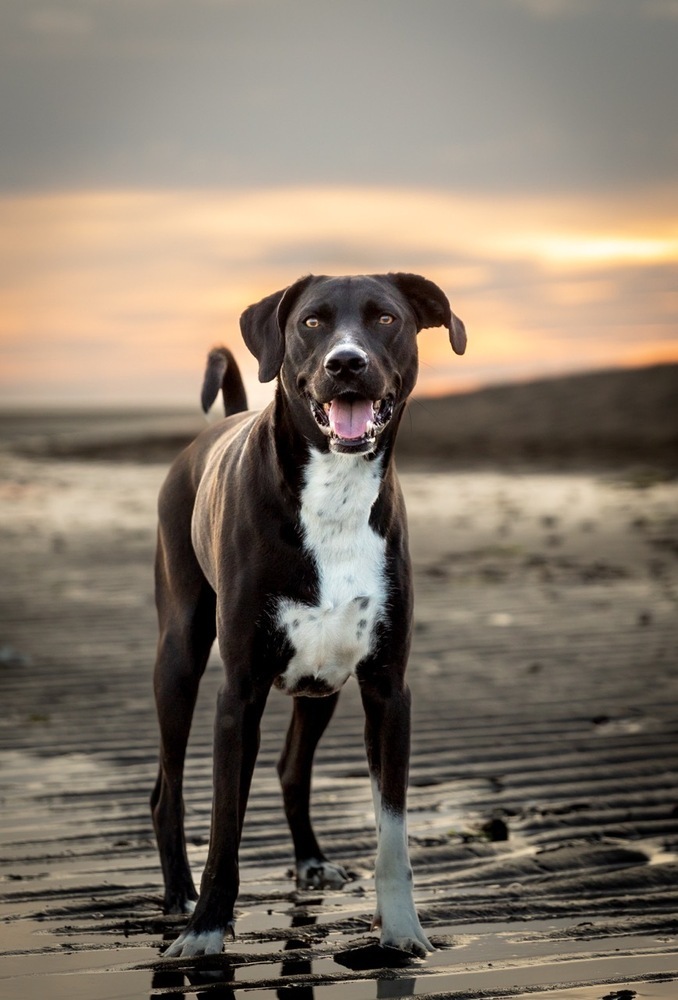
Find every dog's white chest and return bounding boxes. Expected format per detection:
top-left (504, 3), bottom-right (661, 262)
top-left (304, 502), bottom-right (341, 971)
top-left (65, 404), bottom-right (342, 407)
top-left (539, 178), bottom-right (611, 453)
top-left (276, 449), bottom-right (386, 696)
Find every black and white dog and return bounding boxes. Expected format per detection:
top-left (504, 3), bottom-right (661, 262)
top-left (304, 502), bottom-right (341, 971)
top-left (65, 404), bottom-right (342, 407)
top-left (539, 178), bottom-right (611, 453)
top-left (151, 273), bottom-right (466, 958)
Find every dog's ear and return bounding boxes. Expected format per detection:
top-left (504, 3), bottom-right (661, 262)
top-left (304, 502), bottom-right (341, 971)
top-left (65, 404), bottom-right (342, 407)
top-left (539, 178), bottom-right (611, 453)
top-left (240, 275), bottom-right (315, 382)
top-left (386, 272), bottom-right (467, 356)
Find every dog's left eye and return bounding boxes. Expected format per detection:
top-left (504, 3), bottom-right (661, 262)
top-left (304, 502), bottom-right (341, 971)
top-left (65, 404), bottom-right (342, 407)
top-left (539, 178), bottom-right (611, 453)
top-left (378, 314), bottom-right (395, 325)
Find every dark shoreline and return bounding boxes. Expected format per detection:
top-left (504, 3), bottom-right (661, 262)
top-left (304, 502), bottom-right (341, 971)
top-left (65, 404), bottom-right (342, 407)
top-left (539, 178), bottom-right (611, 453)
top-left (2, 363), bottom-right (677, 472)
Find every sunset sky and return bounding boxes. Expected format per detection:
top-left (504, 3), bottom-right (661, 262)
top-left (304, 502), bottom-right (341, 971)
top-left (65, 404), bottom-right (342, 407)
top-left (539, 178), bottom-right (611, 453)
top-left (1, 0), bottom-right (677, 408)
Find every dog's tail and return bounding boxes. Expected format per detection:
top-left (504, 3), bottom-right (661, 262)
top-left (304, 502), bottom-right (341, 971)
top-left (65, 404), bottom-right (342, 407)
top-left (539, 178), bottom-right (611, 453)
top-left (200, 346), bottom-right (249, 417)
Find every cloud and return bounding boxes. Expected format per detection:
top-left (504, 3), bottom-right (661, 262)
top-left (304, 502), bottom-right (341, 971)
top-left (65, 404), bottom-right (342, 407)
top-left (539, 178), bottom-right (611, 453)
top-left (1, 1), bottom-right (677, 196)
top-left (1, 185), bottom-right (676, 406)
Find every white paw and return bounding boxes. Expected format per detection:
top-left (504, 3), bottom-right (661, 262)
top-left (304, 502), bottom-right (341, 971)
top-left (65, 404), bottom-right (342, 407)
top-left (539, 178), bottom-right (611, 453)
top-left (296, 858), bottom-right (350, 889)
top-left (380, 928), bottom-right (433, 959)
top-left (164, 927), bottom-right (228, 958)
top-left (373, 903), bottom-right (433, 958)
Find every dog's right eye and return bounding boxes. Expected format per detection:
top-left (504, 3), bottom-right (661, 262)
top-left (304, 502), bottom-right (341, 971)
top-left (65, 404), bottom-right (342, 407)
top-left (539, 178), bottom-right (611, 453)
top-left (303, 316), bottom-right (320, 329)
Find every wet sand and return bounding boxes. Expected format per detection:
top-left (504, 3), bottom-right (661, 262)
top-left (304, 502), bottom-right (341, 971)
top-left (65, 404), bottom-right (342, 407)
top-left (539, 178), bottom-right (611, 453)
top-left (1, 407), bottom-right (677, 999)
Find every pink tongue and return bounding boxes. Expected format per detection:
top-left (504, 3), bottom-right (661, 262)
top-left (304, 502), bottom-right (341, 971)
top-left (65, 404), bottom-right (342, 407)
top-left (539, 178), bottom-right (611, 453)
top-left (328, 398), bottom-right (374, 440)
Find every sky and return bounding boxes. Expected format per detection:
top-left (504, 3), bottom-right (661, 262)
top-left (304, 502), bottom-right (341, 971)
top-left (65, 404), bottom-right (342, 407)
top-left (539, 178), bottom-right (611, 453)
top-left (1, 0), bottom-right (677, 408)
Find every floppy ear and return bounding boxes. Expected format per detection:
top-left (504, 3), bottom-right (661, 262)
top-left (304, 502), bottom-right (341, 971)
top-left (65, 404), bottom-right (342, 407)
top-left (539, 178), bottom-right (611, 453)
top-left (386, 272), bottom-right (467, 356)
top-left (239, 275), bottom-right (315, 382)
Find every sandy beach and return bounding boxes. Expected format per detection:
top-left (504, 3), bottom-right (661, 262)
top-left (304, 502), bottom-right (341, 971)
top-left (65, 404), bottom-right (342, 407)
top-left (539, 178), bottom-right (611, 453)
top-left (1, 385), bottom-right (677, 999)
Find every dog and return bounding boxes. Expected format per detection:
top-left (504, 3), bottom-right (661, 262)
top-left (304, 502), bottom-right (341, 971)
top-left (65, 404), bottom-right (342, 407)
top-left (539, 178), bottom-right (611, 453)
top-left (151, 272), bottom-right (466, 958)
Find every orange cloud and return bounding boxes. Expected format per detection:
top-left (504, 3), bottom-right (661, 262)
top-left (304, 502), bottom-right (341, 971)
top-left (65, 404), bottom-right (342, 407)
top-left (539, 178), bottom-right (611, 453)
top-left (1, 186), bottom-right (676, 405)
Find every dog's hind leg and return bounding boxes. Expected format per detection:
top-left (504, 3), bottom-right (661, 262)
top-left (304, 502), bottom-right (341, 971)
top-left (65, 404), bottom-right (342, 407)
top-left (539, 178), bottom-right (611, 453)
top-left (277, 693), bottom-right (349, 889)
top-left (151, 522), bottom-right (216, 915)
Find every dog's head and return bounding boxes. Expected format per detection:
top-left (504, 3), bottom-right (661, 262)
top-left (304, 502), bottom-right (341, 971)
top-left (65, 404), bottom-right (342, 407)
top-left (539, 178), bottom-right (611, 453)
top-left (241, 273), bottom-right (466, 456)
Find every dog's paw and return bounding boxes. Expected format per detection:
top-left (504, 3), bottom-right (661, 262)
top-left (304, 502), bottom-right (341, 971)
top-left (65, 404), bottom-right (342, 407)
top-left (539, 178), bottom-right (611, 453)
top-left (380, 931), bottom-right (433, 959)
top-left (373, 910), bottom-right (433, 958)
top-left (164, 922), bottom-right (234, 958)
top-left (296, 857), bottom-right (350, 889)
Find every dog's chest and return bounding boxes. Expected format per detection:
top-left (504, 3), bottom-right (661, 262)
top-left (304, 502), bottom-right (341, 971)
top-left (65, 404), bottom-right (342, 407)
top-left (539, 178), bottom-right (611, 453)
top-left (276, 450), bottom-right (387, 695)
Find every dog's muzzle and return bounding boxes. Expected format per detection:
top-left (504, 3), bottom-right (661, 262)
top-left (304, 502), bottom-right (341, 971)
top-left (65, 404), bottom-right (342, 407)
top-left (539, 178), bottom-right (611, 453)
top-left (309, 394), bottom-right (395, 454)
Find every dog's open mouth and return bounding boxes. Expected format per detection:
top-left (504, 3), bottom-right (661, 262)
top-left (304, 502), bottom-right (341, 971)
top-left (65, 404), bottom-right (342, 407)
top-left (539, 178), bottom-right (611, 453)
top-left (309, 394), bottom-right (394, 452)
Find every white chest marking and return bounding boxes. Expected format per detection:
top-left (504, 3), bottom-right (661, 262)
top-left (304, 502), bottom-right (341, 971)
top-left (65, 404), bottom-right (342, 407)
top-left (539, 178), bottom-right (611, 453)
top-left (276, 449), bottom-right (386, 695)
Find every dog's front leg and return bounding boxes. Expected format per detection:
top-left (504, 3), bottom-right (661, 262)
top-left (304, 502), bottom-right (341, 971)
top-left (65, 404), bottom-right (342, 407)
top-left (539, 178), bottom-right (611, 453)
top-left (360, 675), bottom-right (432, 957)
top-left (165, 677), bottom-right (268, 958)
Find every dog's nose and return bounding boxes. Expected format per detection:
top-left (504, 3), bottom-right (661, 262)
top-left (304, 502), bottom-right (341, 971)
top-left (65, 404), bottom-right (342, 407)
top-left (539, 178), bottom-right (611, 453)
top-left (324, 345), bottom-right (369, 377)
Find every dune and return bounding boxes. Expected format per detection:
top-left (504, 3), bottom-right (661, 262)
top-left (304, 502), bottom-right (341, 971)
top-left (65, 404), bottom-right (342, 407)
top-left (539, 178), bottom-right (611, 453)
top-left (396, 363), bottom-right (678, 467)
